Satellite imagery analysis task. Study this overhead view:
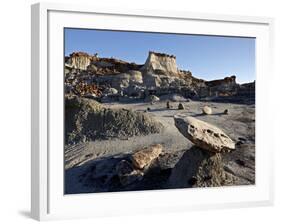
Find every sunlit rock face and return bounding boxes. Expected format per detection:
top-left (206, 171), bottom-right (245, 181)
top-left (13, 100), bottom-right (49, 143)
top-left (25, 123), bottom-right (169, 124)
top-left (64, 50), bottom-right (254, 102)
top-left (141, 51), bottom-right (178, 75)
top-left (205, 76), bottom-right (238, 96)
top-left (66, 52), bottom-right (96, 70)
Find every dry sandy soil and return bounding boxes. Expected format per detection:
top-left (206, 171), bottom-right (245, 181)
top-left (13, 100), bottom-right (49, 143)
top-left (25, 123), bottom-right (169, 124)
top-left (65, 100), bottom-right (255, 194)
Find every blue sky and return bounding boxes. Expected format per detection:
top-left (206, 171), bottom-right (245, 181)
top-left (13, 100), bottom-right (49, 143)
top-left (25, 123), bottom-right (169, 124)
top-left (65, 28), bottom-right (255, 84)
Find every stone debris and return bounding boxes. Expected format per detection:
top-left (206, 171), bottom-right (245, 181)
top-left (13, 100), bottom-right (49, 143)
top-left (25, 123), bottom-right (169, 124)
top-left (224, 109), bottom-right (228, 114)
top-left (174, 116), bottom-right (235, 153)
top-left (202, 106), bottom-right (212, 115)
top-left (131, 144), bottom-right (163, 169)
top-left (73, 81), bottom-right (103, 97)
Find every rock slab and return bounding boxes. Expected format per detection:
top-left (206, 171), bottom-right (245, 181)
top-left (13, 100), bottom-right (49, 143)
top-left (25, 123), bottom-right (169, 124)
top-left (174, 116), bottom-right (235, 153)
top-left (131, 144), bottom-right (163, 169)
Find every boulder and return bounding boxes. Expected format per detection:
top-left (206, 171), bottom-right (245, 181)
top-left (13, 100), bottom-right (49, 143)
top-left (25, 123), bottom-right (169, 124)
top-left (178, 103), bottom-right (185, 110)
top-left (202, 106), bottom-right (212, 115)
top-left (168, 146), bottom-right (235, 188)
top-left (146, 95), bottom-right (160, 103)
top-left (131, 144), bottom-right (163, 169)
top-left (116, 160), bottom-right (144, 186)
top-left (174, 116), bottom-right (235, 153)
top-left (104, 87), bottom-right (118, 96)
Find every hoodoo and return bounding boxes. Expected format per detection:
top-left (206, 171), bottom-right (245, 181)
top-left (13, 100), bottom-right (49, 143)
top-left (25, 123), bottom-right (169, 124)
top-left (141, 51), bottom-right (178, 75)
top-left (66, 52), bottom-right (96, 70)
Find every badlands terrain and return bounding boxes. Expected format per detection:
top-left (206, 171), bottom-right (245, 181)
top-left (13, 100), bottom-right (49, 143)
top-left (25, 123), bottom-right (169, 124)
top-left (64, 51), bottom-right (255, 194)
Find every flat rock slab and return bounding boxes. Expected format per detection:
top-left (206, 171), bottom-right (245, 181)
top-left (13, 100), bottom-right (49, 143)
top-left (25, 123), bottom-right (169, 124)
top-left (131, 144), bottom-right (163, 169)
top-left (174, 116), bottom-right (235, 153)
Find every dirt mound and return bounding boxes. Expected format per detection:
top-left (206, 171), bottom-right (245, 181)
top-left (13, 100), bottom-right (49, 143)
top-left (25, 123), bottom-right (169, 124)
top-left (65, 96), bottom-right (164, 144)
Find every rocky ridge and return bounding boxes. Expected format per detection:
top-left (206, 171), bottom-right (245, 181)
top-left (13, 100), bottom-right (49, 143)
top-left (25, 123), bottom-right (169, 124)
top-left (65, 51), bottom-right (255, 102)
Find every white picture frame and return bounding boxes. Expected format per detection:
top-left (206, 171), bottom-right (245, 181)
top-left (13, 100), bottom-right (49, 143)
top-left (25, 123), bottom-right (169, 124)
top-left (31, 2), bottom-right (274, 221)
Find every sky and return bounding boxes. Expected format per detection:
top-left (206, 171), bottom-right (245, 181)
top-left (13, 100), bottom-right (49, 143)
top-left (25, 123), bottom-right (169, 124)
top-left (64, 28), bottom-right (255, 84)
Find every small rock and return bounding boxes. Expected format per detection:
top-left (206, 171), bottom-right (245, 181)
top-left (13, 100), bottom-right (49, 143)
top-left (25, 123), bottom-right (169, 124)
top-left (202, 106), bottom-right (212, 115)
top-left (131, 144), bottom-right (163, 169)
top-left (166, 101), bottom-right (170, 109)
top-left (174, 116), bottom-right (235, 153)
top-left (147, 107), bottom-right (151, 111)
top-left (104, 87), bottom-right (118, 96)
top-left (223, 109), bottom-right (228, 114)
top-left (146, 95), bottom-right (160, 103)
top-left (178, 103), bottom-right (185, 110)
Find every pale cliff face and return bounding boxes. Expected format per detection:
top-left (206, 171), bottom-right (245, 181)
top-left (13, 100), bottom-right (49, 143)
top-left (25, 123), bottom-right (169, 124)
top-left (66, 52), bottom-right (93, 70)
top-left (142, 52), bottom-right (178, 74)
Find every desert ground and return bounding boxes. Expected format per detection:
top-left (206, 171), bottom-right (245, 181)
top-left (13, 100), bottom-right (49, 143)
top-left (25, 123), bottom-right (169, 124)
top-left (65, 99), bottom-right (255, 194)
top-left (64, 50), bottom-right (255, 194)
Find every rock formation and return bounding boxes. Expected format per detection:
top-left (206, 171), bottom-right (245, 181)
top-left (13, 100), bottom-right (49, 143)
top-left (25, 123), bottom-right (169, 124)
top-left (205, 76), bottom-right (238, 96)
top-left (64, 51), bottom-right (254, 101)
top-left (66, 52), bottom-right (95, 70)
top-left (141, 51), bottom-right (178, 75)
top-left (168, 115), bottom-right (236, 188)
top-left (168, 146), bottom-right (235, 188)
top-left (65, 95), bottom-right (164, 144)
